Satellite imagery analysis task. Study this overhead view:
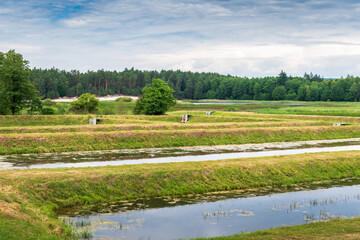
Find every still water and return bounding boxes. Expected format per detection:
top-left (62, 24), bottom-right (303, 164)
top-left (64, 180), bottom-right (360, 240)
top-left (13, 145), bottom-right (360, 169)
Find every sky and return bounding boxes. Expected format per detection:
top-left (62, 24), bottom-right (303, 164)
top-left (1, 0), bottom-right (360, 77)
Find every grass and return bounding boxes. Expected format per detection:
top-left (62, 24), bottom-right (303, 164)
top-left (1, 125), bottom-right (360, 154)
top-left (255, 105), bottom-right (360, 117)
top-left (175, 100), bottom-right (360, 117)
top-left (1, 111), bottom-right (360, 155)
top-left (192, 218), bottom-right (360, 240)
top-left (2, 100), bottom-right (360, 239)
top-left (0, 211), bottom-right (67, 240)
top-left (1, 151), bottom-right (360, 239)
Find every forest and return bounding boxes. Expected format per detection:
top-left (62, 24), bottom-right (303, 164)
top-left (30, 68), bottom-right (360, 102)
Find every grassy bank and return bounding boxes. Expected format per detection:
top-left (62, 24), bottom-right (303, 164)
top-left (1, 125), bottom-right (360, 154)
top-left (1, 151), bottom-right (360, 238)
top-left (1, 111), bottom-right (360, 155)
top-left (193, 218), bottom-right (360, 240)
top-left (178, 100), bottom-right (360, 117)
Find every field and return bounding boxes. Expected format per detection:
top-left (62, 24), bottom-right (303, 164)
top-left (1, 100), bottom-right (360, 239)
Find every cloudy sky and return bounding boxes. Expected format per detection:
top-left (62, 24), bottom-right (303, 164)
top-left (1, 0), bottom-right (360, 77)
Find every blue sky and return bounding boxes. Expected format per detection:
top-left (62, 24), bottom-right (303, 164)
top-left (1, 0), bottom-right (360, 77)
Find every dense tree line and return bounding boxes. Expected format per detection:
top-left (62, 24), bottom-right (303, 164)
top-left (30, 68), bottom-right (360, 102)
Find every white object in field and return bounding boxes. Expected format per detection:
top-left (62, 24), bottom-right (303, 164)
top-left (182, 114), bottom-right (189, 123)
top-left (332, 123), bottom-right (347, 126)
top-left (90, 118), bottom-right (100, 125)
top-left (206, 111), bottom-right (213, 115)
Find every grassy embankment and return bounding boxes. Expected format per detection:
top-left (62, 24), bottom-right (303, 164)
top-left (1, 112), bottom-right (360, 155)
top-left (193, 218), bottom-right (360, 240)
top-left (1, 151), bottom-right (360, 239)
top-left (180, 100), bottom-right (360, 117)
top-left (255, 103), bottom-right (360, 117)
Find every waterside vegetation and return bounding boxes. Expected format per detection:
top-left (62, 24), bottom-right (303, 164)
top-left (1, 151), bottom-right (360, 239)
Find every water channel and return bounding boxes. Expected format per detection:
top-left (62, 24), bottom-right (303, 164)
top-left (61, 178), bottom-right (360, 240)
top-left (2, 145), bottom-right (359, 170)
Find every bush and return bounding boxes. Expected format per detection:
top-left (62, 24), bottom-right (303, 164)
top-left (69, 93), bottom-right (99, 114)
top-left (41, 107), bottom-right (55, 115)
top-left (28, 97), bottom-right (43, 115)
top-left (55, 104), bottom-right (67, 114)
top-left (43, 98), bottom-right (56, 106)
top-left (115, 97), bottom-right (132, 102)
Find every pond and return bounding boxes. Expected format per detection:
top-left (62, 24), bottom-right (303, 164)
top-left (61, 178), bottom-right (360, 240)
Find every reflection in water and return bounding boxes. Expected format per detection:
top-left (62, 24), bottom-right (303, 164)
top-left (62, 180), bottom-right (360, 240)
top-left (3, 145), bottom-right (360, 170)
top-left (2, 139), bottom-right (360, 170)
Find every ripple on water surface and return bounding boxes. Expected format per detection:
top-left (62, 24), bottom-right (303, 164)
top-left (62, 179), bottom-right (360, 240)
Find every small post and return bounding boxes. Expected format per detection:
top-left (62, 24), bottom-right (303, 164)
top-left (182, 114), bottom-right (189, 123)
top-left (89, 118), bottom-right (97, 125)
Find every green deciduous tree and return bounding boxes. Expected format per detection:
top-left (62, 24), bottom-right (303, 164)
top-left (0, 50), bottom-right (38, 115)
top-left (298, 84), bottom-right (311, 101)
top-left (133, 78), bottom-right (176, 115)
top-left (69, 93), bottom-right (99, 113)
top-left (349, 82), bottom-right (359, 101)
top-left (332, 80), bottom-right (346, 101)
top-left (272, 86), bottom-right (286, 100)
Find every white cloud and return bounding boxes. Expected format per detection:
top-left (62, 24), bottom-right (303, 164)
top-left (0, 8), bottom-right (13, 14)
top-left (62, 18), bottom-right (90, 27)
top-left (1, 0), bottom-right (360, 77)
top-left (0, 43), bottom-right (42, 53)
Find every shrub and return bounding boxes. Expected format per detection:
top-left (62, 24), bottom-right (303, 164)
top-left (41, 107), bottom-right (55, 115)
top-left (43, 98), bottom-right (56, 106)
top-left (55, 104), bottom-right (67, 114)
top-left (28, 97), bottom-right (43, 115)
top-left (115, 97), bottom-right (132, 102)
top-left (69, 93), bottom-right (99, 114)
